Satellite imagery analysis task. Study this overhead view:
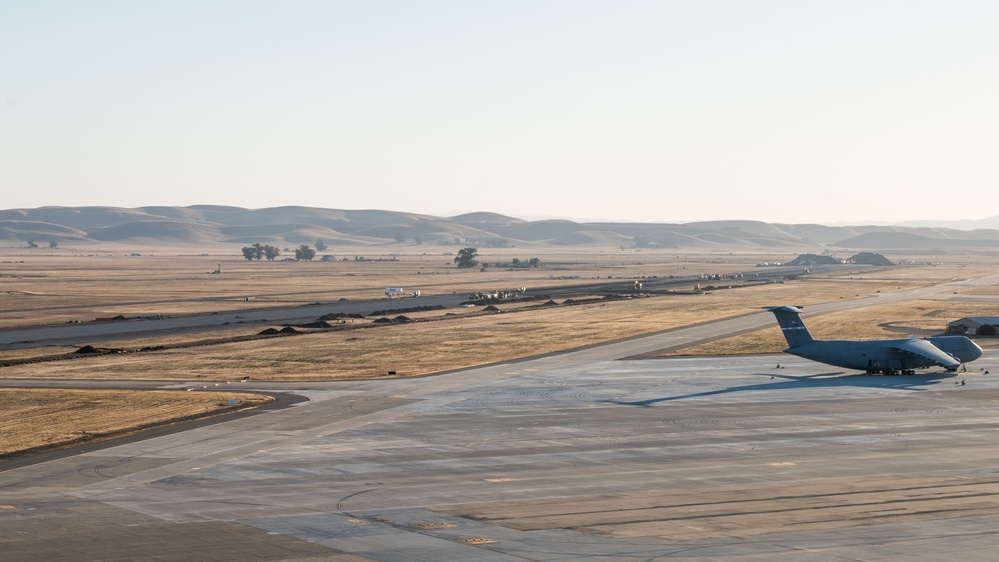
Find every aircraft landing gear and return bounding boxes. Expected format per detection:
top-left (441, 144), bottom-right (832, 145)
top-left (864, 367), bottom-right (915, 375)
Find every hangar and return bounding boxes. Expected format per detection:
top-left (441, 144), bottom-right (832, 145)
top-left (947, 316), bottom-right (999, 335)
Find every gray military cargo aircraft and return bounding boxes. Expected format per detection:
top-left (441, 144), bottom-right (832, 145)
top-left (766, 305), bottom-right (983, 375)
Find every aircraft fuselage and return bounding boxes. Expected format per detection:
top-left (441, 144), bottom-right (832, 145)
top-left (785, 336), bottom-right (982, 373)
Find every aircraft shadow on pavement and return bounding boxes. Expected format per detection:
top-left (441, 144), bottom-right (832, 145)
top-left (607, 371), bottom-right (958, 407)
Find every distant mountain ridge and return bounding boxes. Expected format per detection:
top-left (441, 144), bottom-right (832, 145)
top-left (895, 216), bottom-right (999, 230)
top-left (1, 205), bottom-right (998, 252)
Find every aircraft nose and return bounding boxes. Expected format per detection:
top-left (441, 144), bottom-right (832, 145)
top-left (968, 339), bottom-right (984, 361)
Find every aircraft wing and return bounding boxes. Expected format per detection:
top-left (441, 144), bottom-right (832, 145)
top-left (892, 339), bottom-right (962, 371)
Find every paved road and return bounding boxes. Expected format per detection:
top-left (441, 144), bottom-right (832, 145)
top-left (3, 271), bottom-right (999, 561)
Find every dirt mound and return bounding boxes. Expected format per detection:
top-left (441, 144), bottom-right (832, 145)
top-left (393, 315), bottom-right (413, 323)
top-left (258, 328), bottom-right (280, 335)
top-left (540, 300), bottom-right (559, 307)
top-left (785, 254), bottom-right (841, 266)
top-left (483, 305), bottom-right (500, 312)
top-left (317, 312), bottom-right (364, 321)
top-left (73, 345), bottom-right (124, 354)
top-left (848, 252), bottom-right (894, 266)
top-left (279, 326), bottom-right (298, 333)
top-left (373, 317), bottom-right (393, 324)
top-left (563, 297), bottom-right (609, 305)
top-left (368, 305), bottom-right (446, 317)
top-left (295, 321), bottom-right (331, 329)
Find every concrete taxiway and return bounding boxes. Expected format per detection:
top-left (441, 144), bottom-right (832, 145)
top-left (4, 300), bottom-right (999, 560)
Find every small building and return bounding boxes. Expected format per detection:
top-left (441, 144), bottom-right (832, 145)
top-left (947, 317), bottom-right (999, 335)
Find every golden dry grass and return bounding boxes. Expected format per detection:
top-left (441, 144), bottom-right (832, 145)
top-left (0, 389), bottom-right (272, 456)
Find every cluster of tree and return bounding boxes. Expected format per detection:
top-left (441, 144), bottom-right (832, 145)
top-left (294, 244), bottom-right (316, 261)
top-left (452, 248), bottom-right (542, 270)
top-left (454, 247), bottom-right (479, 268)
top-left (241, 243), bottom-right (282, 261)
top-left (510, 257), bottom-right (542, 268)
top-left (436, 237), bottom-right (508, 248)
top-left (463, 237), bottom-right (510, 248)
top-left (241, 243), bottom-right (319, 261)
top-left (23, 240), bottom-right (58, 249)
top-left (392, 233), bottom-right (422, 245)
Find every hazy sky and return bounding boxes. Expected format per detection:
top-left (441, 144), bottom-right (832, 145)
top-left (3, 1), bottom-right (997, 224)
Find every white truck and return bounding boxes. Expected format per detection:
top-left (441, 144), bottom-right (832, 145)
top-left (385, 288), bottom-right (421, 299)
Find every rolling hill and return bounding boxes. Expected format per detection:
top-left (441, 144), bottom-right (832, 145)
top-left (1, 205), bottom-right (997, 252)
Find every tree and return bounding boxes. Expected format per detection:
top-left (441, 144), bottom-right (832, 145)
top-left (241, 243), bottom-right (268, 261)
top-left (528, 257), bottom-right (542, 268)
top-left (511, 258), bottom-right (521, 268)
top-left (454, 247), bottom-right (479, 268)
top-left (315, 239), bottom-right (328, 252)
top-left (262, 245), bottom-right (281, 261)
top-left (394, 233), bottom-right (406, 243)
top-left (241, 243), bottom-right (264, 261)
top-left (49, 240), bottom-right (58, 249)
top-left (295, 244), bottom-right (316, 261)
top-left (26, 239), bottom-right (38, 249)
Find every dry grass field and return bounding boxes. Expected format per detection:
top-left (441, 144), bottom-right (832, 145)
top-left (0, 389), bottom-right (272, 456)
top-left (2, 245), bottom-right (997, 458)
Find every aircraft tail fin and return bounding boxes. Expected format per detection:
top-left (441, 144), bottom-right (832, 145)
top-left (765, 306), bottom-right (814, 348)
